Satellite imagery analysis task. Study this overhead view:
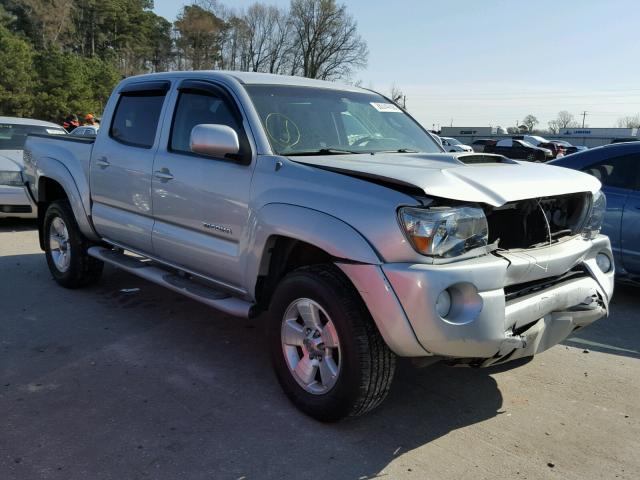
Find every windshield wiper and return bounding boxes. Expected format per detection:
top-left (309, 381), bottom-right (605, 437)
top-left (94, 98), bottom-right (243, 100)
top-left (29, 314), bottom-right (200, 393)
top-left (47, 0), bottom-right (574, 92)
top-left (285, 148), bottom-right (364, 156)
top-left (374, 148), bottom-right (419, 153)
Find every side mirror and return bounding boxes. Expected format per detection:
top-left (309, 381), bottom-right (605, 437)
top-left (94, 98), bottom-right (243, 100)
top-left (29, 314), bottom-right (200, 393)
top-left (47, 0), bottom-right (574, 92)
top-left (190, 124), bottom-right (240, 159)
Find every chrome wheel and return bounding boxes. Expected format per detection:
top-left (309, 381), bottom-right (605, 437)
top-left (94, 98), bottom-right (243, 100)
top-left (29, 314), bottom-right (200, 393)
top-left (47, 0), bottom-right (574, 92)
top-left (281, 298), bottom-right (341, 395)
top-left (49, 217), bottom-right (71, 273)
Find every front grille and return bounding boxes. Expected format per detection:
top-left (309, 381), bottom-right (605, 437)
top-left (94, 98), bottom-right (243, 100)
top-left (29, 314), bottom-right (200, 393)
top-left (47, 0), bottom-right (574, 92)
top-left (1, 205), bottom-right (32, 213)
top-left (485, 192), bottom-right (590, 250)
top-left (504, 267), bottom-right (588, 302)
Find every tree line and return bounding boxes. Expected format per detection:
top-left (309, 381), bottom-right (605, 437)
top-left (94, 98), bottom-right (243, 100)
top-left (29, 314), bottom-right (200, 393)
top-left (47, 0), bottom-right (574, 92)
top-left (0, 0), bottom-right (367, 122)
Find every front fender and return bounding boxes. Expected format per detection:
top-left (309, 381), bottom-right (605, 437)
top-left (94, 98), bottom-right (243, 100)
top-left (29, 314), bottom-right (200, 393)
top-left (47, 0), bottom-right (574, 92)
top-left (244, 203), bottom-right (381, 296)
top-left (34, 157), bottom-right (99, 242)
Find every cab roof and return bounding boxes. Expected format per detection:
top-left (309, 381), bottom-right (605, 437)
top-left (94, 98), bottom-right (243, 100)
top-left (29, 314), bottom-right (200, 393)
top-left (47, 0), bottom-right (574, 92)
top-left (121, 70), bottom-right (368, 93)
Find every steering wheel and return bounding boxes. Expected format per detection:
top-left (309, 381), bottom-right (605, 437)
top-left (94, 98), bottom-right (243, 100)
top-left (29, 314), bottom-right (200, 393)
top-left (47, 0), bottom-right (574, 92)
top-left (351, 136), bottom-right (376, 147)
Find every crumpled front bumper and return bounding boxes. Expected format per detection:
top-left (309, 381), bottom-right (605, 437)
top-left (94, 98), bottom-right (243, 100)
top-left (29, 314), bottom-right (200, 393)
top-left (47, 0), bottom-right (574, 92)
top-left (341, 235), bottom-right (613, 364)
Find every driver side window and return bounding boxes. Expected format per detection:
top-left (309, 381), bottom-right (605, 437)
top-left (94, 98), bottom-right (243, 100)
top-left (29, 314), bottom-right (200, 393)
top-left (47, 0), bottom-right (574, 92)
top-left (170, 91), bottom-right (242, 154)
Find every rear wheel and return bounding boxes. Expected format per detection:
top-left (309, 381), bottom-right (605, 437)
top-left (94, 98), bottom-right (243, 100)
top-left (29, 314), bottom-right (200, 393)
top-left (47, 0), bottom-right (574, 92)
top-left (44, 200), bottom-right (103, 288)
top-left (268, 264), bottom-right (396, 422)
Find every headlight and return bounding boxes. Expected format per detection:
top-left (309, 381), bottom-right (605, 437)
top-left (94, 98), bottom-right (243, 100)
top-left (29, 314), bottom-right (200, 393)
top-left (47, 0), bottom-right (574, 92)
top-left (0, 171), bottom-right (23, 187)
top-left (399, 206), bottom-right (488, 257)
top-left (582, 190), bottom-right (606, 240)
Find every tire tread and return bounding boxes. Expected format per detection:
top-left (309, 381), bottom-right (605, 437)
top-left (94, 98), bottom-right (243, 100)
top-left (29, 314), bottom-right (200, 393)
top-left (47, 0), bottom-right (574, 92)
top-left (296, 264), bottom-right (396, 418)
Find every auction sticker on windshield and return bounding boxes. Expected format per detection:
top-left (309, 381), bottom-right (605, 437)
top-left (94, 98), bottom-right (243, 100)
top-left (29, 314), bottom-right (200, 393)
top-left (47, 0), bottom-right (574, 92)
top-left (370, 102), bottom-right (402, 113)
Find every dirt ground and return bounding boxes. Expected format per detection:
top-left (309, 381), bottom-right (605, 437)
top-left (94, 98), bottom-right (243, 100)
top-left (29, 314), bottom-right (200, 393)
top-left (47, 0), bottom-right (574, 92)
top-left (1, 219), bottom-right (638, 480)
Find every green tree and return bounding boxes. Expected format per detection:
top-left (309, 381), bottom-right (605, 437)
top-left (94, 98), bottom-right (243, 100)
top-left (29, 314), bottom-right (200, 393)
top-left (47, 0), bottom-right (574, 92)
top-left (175, 5), bottom-right (224, 70)
top-left (32, 49), bottom-right (107, 121)
top-left (0, 24), bottom-right (36, 116)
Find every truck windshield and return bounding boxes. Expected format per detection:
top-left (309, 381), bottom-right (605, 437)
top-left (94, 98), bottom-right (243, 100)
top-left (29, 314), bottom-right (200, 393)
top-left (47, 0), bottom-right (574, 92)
top-left (0, 123), bottom-right (66, 150)
top-left (245, 85), bottom-right (442, 156)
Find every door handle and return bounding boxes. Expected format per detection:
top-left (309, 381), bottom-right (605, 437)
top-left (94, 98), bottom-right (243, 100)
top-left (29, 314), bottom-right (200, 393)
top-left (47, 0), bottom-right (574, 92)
top-left (95, 157), bottom-right (110, 168)
top-left (154, 169), bottom-right (174, 182)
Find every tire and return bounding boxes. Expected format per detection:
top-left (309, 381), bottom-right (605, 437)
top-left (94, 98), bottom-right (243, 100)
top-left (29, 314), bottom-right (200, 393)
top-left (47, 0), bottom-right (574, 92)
top-left (268, 264), bottom-right (396, 422)
top-left (44, 200), bottom-right (103, 288)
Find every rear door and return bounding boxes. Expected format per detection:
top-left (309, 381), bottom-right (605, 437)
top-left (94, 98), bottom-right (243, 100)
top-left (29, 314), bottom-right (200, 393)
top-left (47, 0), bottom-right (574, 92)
top-left (90, 80), bottom-right (170, 254)
top-left (151, 79), bottom-right (255, 291)
top-left (581, 153), bottom-right (639, 271)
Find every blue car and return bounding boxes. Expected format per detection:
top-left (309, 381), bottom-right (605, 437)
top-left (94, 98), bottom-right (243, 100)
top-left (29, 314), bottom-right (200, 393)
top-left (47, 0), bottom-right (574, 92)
top-left (550, 142), bottom-right (640, 279)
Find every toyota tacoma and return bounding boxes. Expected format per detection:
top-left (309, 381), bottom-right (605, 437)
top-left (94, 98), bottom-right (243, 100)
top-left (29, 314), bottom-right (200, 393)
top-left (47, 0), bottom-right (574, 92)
top-left (23, 71), bottom-right (613, 421)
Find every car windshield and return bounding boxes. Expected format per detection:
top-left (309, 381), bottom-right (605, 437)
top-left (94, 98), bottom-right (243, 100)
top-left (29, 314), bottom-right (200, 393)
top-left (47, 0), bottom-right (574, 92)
top-left (245, 85), bottom-right (442, 155)
top-left (444, 137), bottom-right (462, 145)
top-left (0, 122), bottom-right (66, 150)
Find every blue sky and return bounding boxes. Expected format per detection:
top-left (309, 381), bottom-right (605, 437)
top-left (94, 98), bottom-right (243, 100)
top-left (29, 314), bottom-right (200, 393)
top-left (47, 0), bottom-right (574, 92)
top-left (154, 0), bottom-right (640, 130)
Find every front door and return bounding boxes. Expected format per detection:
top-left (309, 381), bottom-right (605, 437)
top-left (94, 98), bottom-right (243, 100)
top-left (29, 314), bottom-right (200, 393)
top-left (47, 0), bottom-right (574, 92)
top-left (581, 152), bottom-right (639, 273)
top-left (620, 165), bottom-right (640, 275)
top-left (151, 80), bottom-right (255, 292)
top-left (90, 81), bottom-right (170, 254)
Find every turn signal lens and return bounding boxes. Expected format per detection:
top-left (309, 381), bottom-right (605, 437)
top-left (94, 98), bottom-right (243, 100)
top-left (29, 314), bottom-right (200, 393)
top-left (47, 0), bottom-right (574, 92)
top-left (582, 190), bottom-right (606, 240)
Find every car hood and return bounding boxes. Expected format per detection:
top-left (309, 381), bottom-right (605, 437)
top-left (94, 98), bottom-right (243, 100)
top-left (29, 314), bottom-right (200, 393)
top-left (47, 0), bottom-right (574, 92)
top-left (0, 150), bottom-right (23, 172)
top-left (291, 152), bottom-right (600, 207)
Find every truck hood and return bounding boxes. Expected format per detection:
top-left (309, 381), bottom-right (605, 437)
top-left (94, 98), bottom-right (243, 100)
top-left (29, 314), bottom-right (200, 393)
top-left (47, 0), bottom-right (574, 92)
top-left (291, 152), bottom-right (600, 207)
top-left (0, 150), bottom-right (23, 172)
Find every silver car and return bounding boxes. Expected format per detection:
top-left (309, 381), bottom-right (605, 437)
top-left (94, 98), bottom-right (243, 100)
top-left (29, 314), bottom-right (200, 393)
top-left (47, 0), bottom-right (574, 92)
top-left (23, 72), bottom-right (614, 421)
top-left (0, 117), bottom-right (66, 219)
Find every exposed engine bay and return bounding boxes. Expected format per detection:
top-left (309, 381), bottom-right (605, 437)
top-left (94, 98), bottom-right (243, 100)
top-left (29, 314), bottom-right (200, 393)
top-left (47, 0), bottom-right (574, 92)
top-left (485, 192), bottom-right (590, 250)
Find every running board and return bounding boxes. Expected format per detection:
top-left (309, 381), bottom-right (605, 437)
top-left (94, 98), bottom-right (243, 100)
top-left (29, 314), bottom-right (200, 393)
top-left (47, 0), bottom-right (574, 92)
top-left (87, 246), bottom-right (254, 318)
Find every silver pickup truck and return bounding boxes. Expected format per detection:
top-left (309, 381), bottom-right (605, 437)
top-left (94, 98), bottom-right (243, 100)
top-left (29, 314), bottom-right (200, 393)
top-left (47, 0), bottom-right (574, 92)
top-left (24, 71), bottom-right (614, 421)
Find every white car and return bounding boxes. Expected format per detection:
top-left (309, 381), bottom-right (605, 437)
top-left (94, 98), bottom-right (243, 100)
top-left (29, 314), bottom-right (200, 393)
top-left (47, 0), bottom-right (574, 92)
top-left (70, 125), bottom-right (99, 137)
top-left (440, 136), bottom-right (473, 152)
top-left (0, 117), bottom-right (66, 219)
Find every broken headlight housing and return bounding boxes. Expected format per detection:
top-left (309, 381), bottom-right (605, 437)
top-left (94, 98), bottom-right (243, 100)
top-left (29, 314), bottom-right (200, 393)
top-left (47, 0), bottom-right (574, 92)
top-left (399, 206), bottom-right (488, 257)
top-left (582, 189), bottom-right (606, 240)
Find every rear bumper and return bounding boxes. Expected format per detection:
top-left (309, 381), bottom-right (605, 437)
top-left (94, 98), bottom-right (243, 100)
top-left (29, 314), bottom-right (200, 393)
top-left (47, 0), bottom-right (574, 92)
top-left (0, 185), bottom-right (36, 218)
top-left (343, 235), bottom-right (613, 362)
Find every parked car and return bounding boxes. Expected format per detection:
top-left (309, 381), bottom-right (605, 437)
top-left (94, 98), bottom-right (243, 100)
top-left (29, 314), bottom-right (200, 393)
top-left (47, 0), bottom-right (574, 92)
top-left (610, 138), bottom-right (639, 144)
top-left (24, 71), bottom-right (613, 421)
top-left (550, 142), bottom-right (640, 279)
top-left (439, 136), bottom-right (473, 152)
top-left (512, 135), bottom-right (565, 158)
top-left (70, 125), bottom-right (99, 138)
top-left (549, 140), bottom-right (588, 156)
top-left (484, 138), bottom-right (553, 161)
top-left (0, 117), bottom-right (66, 219)
top-left (471, 138), bottom-right (497, 152)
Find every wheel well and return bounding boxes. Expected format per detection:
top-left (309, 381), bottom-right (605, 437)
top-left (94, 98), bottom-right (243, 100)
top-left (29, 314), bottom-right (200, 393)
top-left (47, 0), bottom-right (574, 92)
top-left (255, 236), bottom-right (334, 311)
top-left (37, 178), bottom-right (69, 250)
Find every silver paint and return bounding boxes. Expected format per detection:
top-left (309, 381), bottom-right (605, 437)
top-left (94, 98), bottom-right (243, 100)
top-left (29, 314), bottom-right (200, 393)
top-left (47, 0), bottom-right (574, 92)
top-left (23, 71), bottom-right (613, 363)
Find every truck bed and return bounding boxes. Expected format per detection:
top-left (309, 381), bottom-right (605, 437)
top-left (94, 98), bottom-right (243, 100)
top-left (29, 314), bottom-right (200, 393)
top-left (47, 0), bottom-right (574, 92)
top-left (23, 133), bottom-right (96, 216)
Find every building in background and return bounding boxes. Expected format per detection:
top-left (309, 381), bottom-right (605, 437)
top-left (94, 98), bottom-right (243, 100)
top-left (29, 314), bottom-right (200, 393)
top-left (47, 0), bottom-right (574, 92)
top-left (440, 126), bottom-right (639, 148)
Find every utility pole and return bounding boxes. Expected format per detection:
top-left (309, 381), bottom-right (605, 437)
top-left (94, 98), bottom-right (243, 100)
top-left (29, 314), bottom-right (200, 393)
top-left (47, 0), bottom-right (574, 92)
top-left (581, 111), bottom-right (588, 128)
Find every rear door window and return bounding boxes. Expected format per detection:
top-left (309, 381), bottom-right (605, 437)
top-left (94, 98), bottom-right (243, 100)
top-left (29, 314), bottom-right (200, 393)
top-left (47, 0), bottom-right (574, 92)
top-left (110, 92), bottom-right (166, 148)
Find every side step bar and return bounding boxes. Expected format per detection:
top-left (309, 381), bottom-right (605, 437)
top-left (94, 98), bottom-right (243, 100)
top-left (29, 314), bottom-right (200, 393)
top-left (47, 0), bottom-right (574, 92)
top-left (87, 246), bottom-right (254, 318)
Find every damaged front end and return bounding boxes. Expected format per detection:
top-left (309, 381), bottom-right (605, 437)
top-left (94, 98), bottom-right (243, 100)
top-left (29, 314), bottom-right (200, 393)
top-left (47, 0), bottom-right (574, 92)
top-left (379, 189), bottom-right (614, 365)
top-left (484, 192), bottom-right (591, 250)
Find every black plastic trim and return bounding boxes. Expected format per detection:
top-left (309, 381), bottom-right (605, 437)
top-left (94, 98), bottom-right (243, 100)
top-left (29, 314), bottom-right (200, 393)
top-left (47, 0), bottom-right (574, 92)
top-left (119, 80), bottom-right (170, 95)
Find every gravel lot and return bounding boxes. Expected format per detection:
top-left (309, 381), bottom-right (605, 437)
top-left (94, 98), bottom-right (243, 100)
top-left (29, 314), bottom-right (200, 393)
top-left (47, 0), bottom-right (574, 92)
top-left (1, 219), bottom-right (639, 480)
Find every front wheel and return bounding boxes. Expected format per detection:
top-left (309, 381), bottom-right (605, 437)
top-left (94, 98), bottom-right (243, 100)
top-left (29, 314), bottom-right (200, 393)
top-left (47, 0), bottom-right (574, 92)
top-left (268, 265), bottom-right (396, 422)
top-left (44, 200), bottom-right (103, 288)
